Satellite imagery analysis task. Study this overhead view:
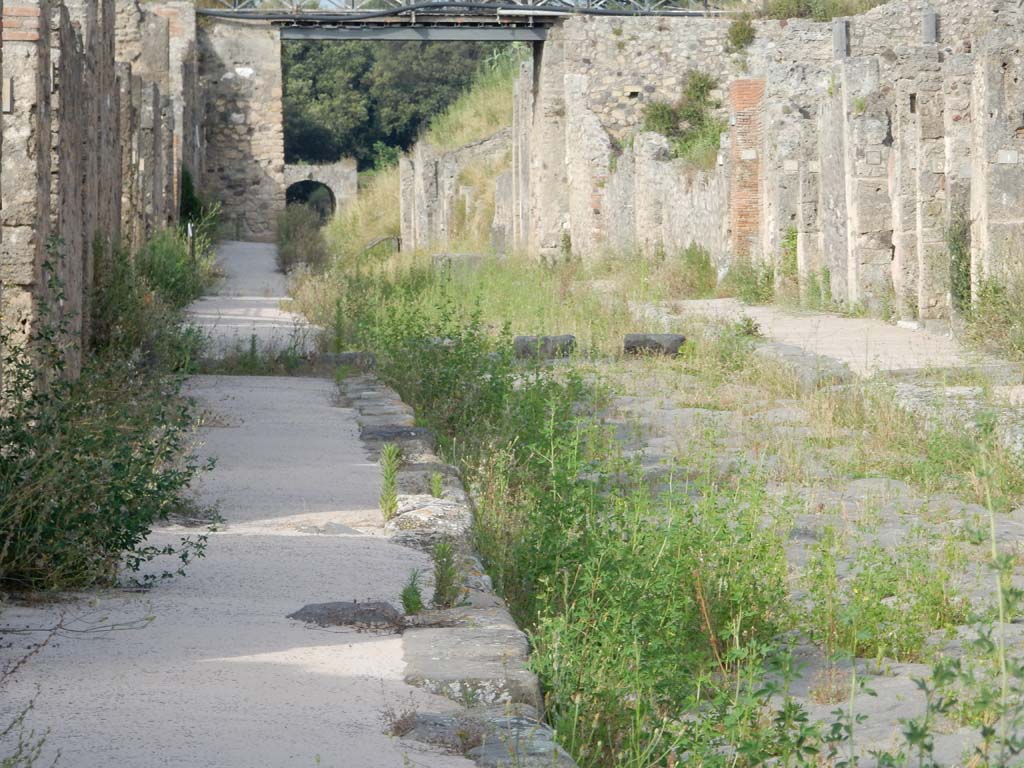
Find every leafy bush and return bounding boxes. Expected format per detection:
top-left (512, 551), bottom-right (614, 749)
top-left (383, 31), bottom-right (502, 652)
top-left (0, 261), bottom-right (209, 591)
top-left (727, 14), bottom-right (756, 51)
top-left (135, 228), bottom-right (215, 309)
top-left (276, 203), bottom-right (330, 273)
top-left (641, 71), bottom-right (725, 169)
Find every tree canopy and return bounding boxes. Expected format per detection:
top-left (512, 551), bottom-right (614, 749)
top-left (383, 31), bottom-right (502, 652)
top-left (283, 40), bottom-right (494, 168)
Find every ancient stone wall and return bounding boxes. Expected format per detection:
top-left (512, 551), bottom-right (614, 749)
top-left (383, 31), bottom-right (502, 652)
top-left (497, 0), bottom-right (1024, 321)
top-left (1, 0), bottom-right (200, 378)
top-left (284, 159), bottom-right (358, 212)
top-left (199, 19), bottom-right (285, 243)
top-left (400, 129), bottom-right (512, 253)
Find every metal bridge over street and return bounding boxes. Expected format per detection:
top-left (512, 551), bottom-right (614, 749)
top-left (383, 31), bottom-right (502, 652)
top-left (200, 0), bottom-right (722, 41)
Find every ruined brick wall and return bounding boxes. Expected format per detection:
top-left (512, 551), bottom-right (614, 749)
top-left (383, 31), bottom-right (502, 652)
top-left (199, 19), bottom-right (285, 243)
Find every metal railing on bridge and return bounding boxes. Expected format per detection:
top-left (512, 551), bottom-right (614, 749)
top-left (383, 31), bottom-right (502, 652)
top-left (200, 0), bottom-right (718, 16)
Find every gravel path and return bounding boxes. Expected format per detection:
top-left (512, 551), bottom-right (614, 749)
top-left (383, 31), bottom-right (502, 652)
top-left (0, 242), bottom-right (473, 768)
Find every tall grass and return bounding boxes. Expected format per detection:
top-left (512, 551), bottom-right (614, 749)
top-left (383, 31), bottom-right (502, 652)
top-left (423, 45), bottom-right (526, 150)
top-left (762, 0), bottom-right (885, 19)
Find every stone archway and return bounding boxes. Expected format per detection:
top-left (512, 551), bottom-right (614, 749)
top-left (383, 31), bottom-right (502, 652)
top-left (284, 159), bottom-right (358, 214)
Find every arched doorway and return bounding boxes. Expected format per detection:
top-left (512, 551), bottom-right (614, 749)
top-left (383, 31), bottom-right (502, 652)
top-left (285, 180), bottom-right (336, 223)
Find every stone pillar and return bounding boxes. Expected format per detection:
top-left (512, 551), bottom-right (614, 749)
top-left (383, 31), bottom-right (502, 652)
top-left (49, 3), bottom-right (87, 374)
top-left (199, 19), bottom-right (285, 243)
top-left (913, 59), bottom-right (949, 319)
top-left (970, 29), bottom-right (1024, 294)
top-left (528, 34), bottom-right (569, 260)
top-left (838, 56), bottom-right (893, 313)
top-left (1, 0), bottom-right (53, 347)
top-left (890, 60), bottom-right (921, 320)
top-left (817, 73), bottom-right (850, 304)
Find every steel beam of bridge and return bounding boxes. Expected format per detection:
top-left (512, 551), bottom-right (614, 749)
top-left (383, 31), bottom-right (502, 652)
top-left (199, 0), bottom-right (718, 18)
top-left (198, 1), bottom-right (723, 42)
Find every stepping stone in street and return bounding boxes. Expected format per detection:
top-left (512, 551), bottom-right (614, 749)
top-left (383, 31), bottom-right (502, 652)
top-left (624, 333), bottom-right (686, 357)
top-left (287, 600), bottom-right (403, 629)
top-left (513, 335), bottom-right (577, 359)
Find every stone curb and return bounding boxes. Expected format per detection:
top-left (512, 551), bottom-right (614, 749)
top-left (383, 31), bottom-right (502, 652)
top-left (342, 373), bottom-right (577, 768)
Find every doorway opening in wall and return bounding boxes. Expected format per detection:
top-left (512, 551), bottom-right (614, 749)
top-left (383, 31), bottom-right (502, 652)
top-left (286, 180), bottom-right (335, 223)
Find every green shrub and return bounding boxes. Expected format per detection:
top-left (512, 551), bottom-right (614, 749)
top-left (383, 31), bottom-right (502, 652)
top-left (0, 261), bottom-right (209, 591)
top-left (966, 279), bottom-right (1024, 361)
top-left (379, 443), bottom-right (401, 521)
top-left (720, 258), bottom-right (775, 304)
top-left (640, 71), bottom-right (724, 170)
top-left (276, 203), bottom-right (330, 274)
top-left (400, 570), bottom-right (425, 615)
top-left (135, 228), bottom-right (214, 309)
top-left (431, 540), bottom-right (461, 609)
top-left (91, 237), bottom-right (207, 368)
top-left (949, 209), bottom-right (972, 314)
top-left (727, 14), bottom-right (756, 51)
top-left (642, 100), bottom-right (680, 137)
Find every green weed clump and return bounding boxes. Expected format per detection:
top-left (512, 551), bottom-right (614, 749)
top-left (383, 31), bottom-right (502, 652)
top-left (431, 540), bottom-right (461, 608)
top-left (966, 279), bottom-right (1024, 362)
top-left (1, 243), bottom-right (211, 591)
top-left (379, 443), bottom-right (402, 521)
top-left (429, 472), bottom-right (444, 498)
top-left (727, 14), bottom-right (756, 51)
top-left (135, 227), bottom-right (217, 310)
top-left (276, 203), bottom-right (329, 274)
top-left (401, 569), bottom-right (425, 615)
top-left (719, 258), bottom-right (775, 304)
top-left (642, 71), bottom-right (725, 169)
top-left (804, 528), bottom-right (966, 663)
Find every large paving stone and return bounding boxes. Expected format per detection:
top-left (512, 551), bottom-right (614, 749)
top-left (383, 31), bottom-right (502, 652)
top-left (753, 342), bottom-right (855, 392)
top-left (404, 607), bottom-right (543, 710)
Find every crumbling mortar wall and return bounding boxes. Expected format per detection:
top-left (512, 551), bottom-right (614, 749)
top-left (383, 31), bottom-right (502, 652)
top-left (499, 0), bottom-right (1024, 320)
top-left (1, 0), bottom-right (201, 378)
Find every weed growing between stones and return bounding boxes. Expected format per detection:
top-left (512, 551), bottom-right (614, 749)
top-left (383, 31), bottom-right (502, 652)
top-left (379, 443), bottom-right (402, 522)
top-left (197, 329), bottom-right (312, 376)
top-left (431, 540), bottom-right (461, 609)
top-left (642, 71), bottom-right (726, 170)
top-left (400, 570), bottom-right (425, 615)
top-left (429, 472), bottom-right (444, 498)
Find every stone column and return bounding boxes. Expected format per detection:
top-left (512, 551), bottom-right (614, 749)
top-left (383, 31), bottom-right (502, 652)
top-left (970, 29), bottom-right (1024, 294)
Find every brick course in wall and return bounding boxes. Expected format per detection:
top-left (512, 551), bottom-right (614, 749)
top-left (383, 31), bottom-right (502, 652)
top-left (729, 79), bottom-right (765, 261)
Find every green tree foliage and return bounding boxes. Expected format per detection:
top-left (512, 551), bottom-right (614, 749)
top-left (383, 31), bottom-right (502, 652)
top-left (283, 41), bottom-right (493, 168)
